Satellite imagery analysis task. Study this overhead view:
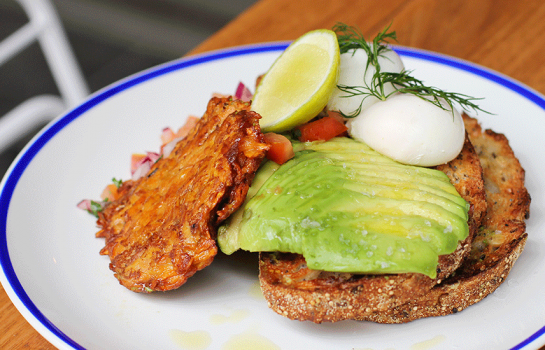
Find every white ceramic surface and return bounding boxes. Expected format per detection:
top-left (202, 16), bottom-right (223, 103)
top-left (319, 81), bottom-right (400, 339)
top-left (1, 43), bottom-right (544, 350)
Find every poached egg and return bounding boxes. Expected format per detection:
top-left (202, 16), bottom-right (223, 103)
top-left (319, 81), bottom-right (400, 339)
top-left (327, 48), bottom-right (404, 116)
top-left (347, 93), bottom-right (465, 166)
top-left (328, 48), bottom-right (465, 167)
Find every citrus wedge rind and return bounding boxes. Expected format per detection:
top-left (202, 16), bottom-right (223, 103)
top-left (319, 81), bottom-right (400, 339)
top-left (252, 29), bottom-right (340, 133)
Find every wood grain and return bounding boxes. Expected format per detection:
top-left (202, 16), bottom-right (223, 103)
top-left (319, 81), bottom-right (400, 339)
top-left (190, 0), bottom-right (545, 96)
top-left (2, 0), bottom-right (543, 348)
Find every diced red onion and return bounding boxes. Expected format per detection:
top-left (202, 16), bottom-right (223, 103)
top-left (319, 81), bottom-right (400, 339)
top-left (161, 127), bottom-right (176, 145)
top-left (146, 152), bottom-right (161, 163)
top-left (131, 152), bottom-right (160, 180)
top-left (162, 137), bottom-right (183, 158)
top-left (131, 161), bottom-right (151, 181)
top-left (77, 199), bottom-right (92, 211)
top-left (76, 198), bottom-right (106, 213)
top-left (79, 113), bottom-right (206, 212)
top-left (176, 116), bottom-right (199, 139)
top-left (235, 82), bottom-right (253, 102)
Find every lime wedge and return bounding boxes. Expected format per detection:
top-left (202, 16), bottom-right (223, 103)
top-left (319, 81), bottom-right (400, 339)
top-left (252, 29), bottom-right (340, 133)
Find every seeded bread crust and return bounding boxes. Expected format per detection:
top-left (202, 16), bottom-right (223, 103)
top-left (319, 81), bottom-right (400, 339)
top-left (259, 115), bottom-right (529, 323)
top-left (259, 117), bottom-right (489, 322)
top-left (361, 115), bottom-right (530, 323)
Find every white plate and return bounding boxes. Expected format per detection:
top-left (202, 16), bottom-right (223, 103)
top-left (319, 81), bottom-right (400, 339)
top-left (1, 43), bottom-right (544, 350)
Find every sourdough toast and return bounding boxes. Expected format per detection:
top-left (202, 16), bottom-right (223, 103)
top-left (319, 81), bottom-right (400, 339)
top-left (361, 115), bottom-right (530, 323)
top-left (259, 115), bottom-right (529, 323)
top-left (259, 118), bottom-right (487, 321)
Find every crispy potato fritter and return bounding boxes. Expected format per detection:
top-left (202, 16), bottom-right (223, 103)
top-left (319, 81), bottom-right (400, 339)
top-left (96, 97), bottom-right (269, 293)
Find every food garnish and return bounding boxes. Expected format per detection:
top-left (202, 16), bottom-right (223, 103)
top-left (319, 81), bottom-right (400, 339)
top-left (331, 23), bottom-right (488, 118)
top-left (328, 23), bottom-right (406, 117)
top-left (324, 23), bottom-right (492, 166)
top-left (251, 29), bottom-right (340, 132)
top-left (295, 113), bottom-right (348, 142)
top-left (76, 199), bottom-right (106, 218)
top-left (262, 133), bottom-right (294, 165)
top-left (234, 82), bottom-right (253, 102)
top-left (112, 178), bottom-right (122, 188)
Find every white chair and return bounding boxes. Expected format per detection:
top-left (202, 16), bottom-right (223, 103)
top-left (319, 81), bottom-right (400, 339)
top-left (0, 0), bottom-right (89, 153)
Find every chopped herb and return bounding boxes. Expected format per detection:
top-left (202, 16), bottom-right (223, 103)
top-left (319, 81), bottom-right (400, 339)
top-left (291, 128), bottom-right (302, 140)
top-left (334, 22), bottom-right (396, 61)
top-left (147, 167), bottom-right (158, 178)
top-left (88, 200), bottom-right (105, 218)
top-left (112, 177), bottom-right (122, 188)
top-left (332, 23), bottom-right (491, 118)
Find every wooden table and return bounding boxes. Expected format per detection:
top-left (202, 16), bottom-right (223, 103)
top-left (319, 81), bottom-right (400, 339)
top-left (1, 0), bottom-right (544, 348)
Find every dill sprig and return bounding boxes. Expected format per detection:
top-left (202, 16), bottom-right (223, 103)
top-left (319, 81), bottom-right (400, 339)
top-left (337, 70), bottom-right (488, 118)
top-left (333, 22), bottom-right (396, 61)
top-left (332, 23), bottom-right (490, 118)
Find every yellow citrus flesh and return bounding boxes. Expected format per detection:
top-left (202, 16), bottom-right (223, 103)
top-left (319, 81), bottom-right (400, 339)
top-left (252, 29), bottom-right (340, 133)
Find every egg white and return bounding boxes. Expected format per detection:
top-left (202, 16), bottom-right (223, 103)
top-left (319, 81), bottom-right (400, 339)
top-left (347, 93), bottom-right (466, 167)
top-left (327, 48), bottom-right (404, 116)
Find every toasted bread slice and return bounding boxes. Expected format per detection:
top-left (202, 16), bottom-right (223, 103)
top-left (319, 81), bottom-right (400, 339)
top-left (260, 115), bottom-right (529, 323)
top-left (360, 115), bottom-right (531, 323)
top-left (259, 120), bottom-right (488, 322)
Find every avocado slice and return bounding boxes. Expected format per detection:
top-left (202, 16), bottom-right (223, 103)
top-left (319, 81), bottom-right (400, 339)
top-left (218, 137), bottom-right (469, 278)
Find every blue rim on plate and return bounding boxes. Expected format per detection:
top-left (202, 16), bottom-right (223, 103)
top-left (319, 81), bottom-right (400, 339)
top-left (0, 42), bottom-right (544, 350)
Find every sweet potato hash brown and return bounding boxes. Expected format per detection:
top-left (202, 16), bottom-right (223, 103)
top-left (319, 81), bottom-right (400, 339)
top-left (96, 97), bottom-right (269, 293)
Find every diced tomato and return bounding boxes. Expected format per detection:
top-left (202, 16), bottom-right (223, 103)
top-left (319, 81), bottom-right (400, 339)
top-left (326, 110), bottom-right (345, 124)
top-left (161, 127), bottom-right (176, 145)
top-left (131, 153), bottom-right (147, 174)
top-left (263, 133), bottom-right (294, 165)
top-left (296, 115), bottom-right (348, 142)
top-left (176, 116), bottom-right (199, 139)
top-left (131, 152), bottom-right (161, 179)
top-left (100, 183), bottom-right (119, 201)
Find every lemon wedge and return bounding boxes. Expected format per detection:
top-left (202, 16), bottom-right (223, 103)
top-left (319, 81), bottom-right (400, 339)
top-left (252, 29), bottom-right (340, 132)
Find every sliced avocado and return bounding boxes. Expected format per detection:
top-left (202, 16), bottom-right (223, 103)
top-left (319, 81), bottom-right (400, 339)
top-left (218, 137), bottom-right (469, 278)
top-left (217, 160), bottom-right (279, 254)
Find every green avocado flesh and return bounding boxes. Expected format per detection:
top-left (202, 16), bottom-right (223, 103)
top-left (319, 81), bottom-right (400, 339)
top-left (217, 137), bottom-right (469, 278)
